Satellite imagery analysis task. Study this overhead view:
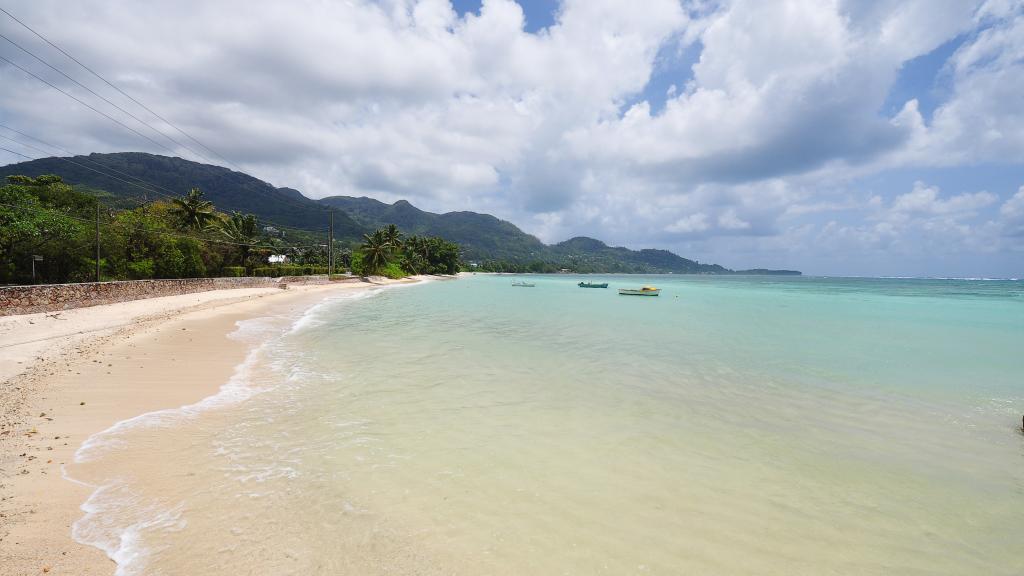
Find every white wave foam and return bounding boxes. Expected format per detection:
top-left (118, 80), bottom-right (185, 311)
top-left (73, 319), bottom-right (271, 464)
top-left (65, 282), bottom-right (425, 574)
top-left (71, 483), bottom-right (186, 576)
top-left (285, 286), bottom-right (384, 335)
top-left (66, 317), bottom-right (279, 575)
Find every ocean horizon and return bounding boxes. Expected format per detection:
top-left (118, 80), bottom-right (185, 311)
top-left (66, 274), bottom-right (1024, 575)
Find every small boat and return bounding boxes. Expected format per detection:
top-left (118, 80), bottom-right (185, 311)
top-left (618, 286), bottom-right (660, 296)
top-left (578, 281), bottom-right (608, 288)
top-left (511, 280), bottom-right (535, 287)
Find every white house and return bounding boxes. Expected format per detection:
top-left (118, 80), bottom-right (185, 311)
top-left (268, 254), bottom-right (288, 264)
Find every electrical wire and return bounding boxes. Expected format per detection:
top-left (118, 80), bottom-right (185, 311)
top-left (0, 129), bottom-right (330, 237)
top-left (0, 198), bottom-right (327, 251)
top-left (0, 5), bottom-right (242, 172)
top-left (0, 8), bottom-right (345, 244)
top-left (0, 32), bottom-right (213, 164)
top-left (0, 54), bottom-right (183, 157)
top-left (0, 144), bottom-right (33, 160)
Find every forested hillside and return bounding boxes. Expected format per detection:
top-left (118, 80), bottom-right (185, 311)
top-left (3, 153), bottom-right (800, 276)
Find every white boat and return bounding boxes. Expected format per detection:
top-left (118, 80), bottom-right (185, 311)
top-left (618, 286), bottom-right (660, 296)
top-left (511, 280), bottom-right (535, 287)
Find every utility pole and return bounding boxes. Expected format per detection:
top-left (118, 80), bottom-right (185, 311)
top-left (328, 210), bottom-right (334, 276)
top-left (95, 201), bottom-right (101, 282)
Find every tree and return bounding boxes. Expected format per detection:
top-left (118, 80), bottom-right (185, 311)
top-left (360, 228), bottom-right (392, 275)
top-left (105, 202), bottom-right (176, 279)
top-left (0, 175), bottom-right (92, 283)
top-left (383, 223), bottom-right (403, 250)
top-left (170, 187), bottom-right (217, 231)
top-left (427, 237), bottom-right (461, 274)
top-left (399, 235), bottom-right (426, 274)
top-left (217, 212), bottom-right (261, 266)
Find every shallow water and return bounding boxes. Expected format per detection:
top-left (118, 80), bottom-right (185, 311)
top-left (69, 275), bottom-right (1024, 575)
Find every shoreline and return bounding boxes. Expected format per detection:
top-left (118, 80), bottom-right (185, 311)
top-left (0, 276), bottom-right (435, 575)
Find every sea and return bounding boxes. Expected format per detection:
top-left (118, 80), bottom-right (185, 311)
top-left (66, 274), bottom-right (1024, 575)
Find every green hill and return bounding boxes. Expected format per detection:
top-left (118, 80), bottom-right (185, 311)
top-left (3, 152), bottom-right (365, 239)
top-left (548, 237), bottom-right (730, 274)
top-left (3, 152), bottom-right (800, 275)
top-left (318, 196), bottom-right (547, 262)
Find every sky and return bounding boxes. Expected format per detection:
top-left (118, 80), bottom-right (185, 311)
top-left (1, 0), bottom-right (1022, 277)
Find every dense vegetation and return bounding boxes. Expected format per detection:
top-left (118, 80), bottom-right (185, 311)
top-left (319, 196), bottom-right (547, 263)
top-left (352, 224), bottom-right (460, 278)
top-left (4, 152), bottom-right (800, 276)
top-left (7, 152), bottom-right (365, 237)
top-left (320, 197), bottom-right (798, 274)
top-left (0, 174), bottom-right (456, 285)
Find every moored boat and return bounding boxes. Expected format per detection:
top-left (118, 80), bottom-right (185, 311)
top-left (618, 286), bottom-right (660, 296)
top-left (578, 281), bottom-right (608, 288)
top-left (511, 280), bottom-right (535, 287)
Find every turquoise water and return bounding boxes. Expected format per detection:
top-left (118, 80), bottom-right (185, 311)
top-left (72, 275), bottom-right (1024, 575)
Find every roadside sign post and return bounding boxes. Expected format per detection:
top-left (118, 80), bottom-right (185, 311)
top-left (32, 254), bottom-right (43, 283)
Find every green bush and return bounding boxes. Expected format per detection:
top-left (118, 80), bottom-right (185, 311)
top-left (380, 261), bottom-right (406, 279)
top-left (223, 266), bottom-right (246, 277)
top-left (154, 239), bottom-right (206, 279)
top-left (154, 242), bottom-right (185, 279)
top-left (126, 259), bottom-right (155, 279)
top-left (349, 251), bottom-right (366, 276)
top-left (251, 265), bottom-right (329, 277)
top-left (177, 238), bottom-right (206, 278)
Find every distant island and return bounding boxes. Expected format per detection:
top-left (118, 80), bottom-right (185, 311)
top-left (3, 152), bottom-right (800, 276)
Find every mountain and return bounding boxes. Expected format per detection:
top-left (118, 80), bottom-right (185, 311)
top-left (2, 152), bottom-right (365, 238)
top-left (318, 196), bottom-right (547, 261)
top-left (3, 152), bottom-right (800, 274)
top-left (549, 237), bottom-right (729, 274)
top-left (544, 237), bottom-right (729, 272)
top-left (320, 197), bottom-right (799, 274)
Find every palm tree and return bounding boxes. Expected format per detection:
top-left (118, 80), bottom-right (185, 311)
top-left (415, 236), bottom-right (432, 261)
top-left (171, 187), bottom-right (217, 231)
top-left (218, 212), bottom-right (261, 266)
top-left (383, 223), bottom-right (403, 250)
top-left (360, 229), bottom-right (391, 275)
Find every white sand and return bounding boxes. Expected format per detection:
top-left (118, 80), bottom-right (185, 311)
top-left (0, 277), bottom-right (431, 575)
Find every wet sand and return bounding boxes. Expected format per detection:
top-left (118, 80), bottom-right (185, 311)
top-left (0, 278), bottom-right (425, 576)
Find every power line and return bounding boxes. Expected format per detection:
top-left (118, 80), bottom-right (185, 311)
top-left (0, 11), bottom-right (341, 234)
top-left (0, 120), bottom-right (334, 230)
top-left (2, 148), bottom-right (329, 256)
top-left (0, 127), bottom-right (329, 236)
top-left (0, 132), bottom-right (177, 204)
top-left (0, 145), bottom-right (315, 243)
top-left (0, 146), bottom-right (333, 253)
top-left (1, 126), bottom-right (190, 200)
top-left (0, 31), bottom-right (213, 164)
top-left (0, 144), bottom-right (33, 160)
top-left (0, 53), bottom-right (181, 156)
top-left (0, 5), bottom-right (244, 172)
top-left (0, 198), bottom-right (326, 251)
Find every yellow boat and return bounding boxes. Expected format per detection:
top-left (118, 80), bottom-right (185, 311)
top-left (618, 286), bottom-right (660, 296)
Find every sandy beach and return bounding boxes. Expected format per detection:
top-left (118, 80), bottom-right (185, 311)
top-left (0, 278), bottom-right (426, 576)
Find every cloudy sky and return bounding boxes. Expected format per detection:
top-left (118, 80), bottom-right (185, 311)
top-left (1, 0), bottom-right (1022, 276)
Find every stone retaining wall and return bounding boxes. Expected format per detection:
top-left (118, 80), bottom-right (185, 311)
top-left (0, 277), bottom-right (285, 316)
top-left (275, 274), bottom-right (365, 285)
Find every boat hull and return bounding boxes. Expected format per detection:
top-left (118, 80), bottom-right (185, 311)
top-left (578, 282), bottom-right (608, 288)
top-left (618, 289), bottom-right (660, 296)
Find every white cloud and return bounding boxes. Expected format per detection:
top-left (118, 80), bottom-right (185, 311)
top-left (999, 186), bottom-right (1024, 237)
top-left (891, 181), bottom-right (997, 215)
top-left (805, 181), bottom-right (1012, 267)
top-left (0, 0), bottom-right (1021, 275)
top-left (893, 5), bottom-right (1024, 165)
top-left (718, 209), bottom-right (751, 230)
top-left (666, 213), bottom-right (709, 233)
